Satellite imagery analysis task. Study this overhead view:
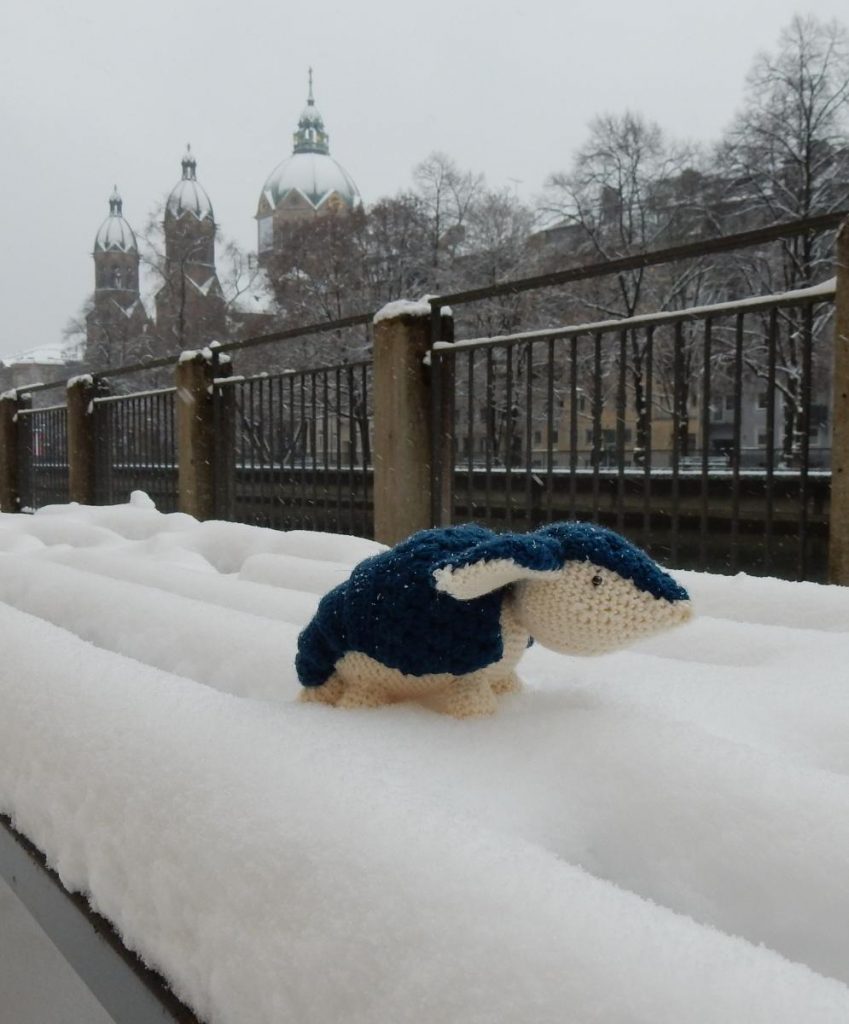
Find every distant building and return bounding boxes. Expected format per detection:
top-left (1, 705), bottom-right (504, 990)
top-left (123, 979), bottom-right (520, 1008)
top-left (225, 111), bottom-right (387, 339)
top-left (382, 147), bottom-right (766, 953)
top-left (256, 69), bottom-right (360, 263)
top-left (153, 147), bottom-right (227, 353)
top-left (0, 345), bottom-right (84, 407)
top-left (85, 188), bottom-right (153, 368)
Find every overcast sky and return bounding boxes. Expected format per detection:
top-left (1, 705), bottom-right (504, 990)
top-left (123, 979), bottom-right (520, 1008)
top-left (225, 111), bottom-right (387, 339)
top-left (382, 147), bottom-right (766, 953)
top-left (1, 0), bottom-right (847, 361)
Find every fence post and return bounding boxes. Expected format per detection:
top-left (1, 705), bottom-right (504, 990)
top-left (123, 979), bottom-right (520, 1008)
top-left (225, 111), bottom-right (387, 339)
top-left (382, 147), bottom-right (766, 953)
top-left (372, 300), bottom-right (454, 545)
top-left (67, 375), bottom-right (99, 505)
top-left (176, 350), bottom-right (216, 520)
top-left (0, 391), bottom-right (20, 512)
top-left (830, 219), bottom-right (849, 584)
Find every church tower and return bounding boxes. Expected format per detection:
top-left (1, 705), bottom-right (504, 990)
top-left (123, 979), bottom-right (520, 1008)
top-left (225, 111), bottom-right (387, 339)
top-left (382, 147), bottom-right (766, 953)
top-left (256, 71), bottom-right (360, 263)
top-left (154, 146), bottom-right (226, 352)
top-left (85, 187), bottom-right (152, 368)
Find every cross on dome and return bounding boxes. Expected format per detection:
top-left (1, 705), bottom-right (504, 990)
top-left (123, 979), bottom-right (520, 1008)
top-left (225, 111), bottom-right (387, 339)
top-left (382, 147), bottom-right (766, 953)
top-left (293, 69), bottom-right (329, 155)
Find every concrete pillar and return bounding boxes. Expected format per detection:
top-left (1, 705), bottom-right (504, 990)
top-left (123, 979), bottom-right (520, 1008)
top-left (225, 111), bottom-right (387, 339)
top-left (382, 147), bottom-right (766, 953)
top-left (0, 391), bottom-right (20, 512)
top-left (176, 351), bottom-right (216, 520)
top-left (829, 219), bottom-right (849, 583)
top-left (372, 300), bottom-right (453, 545)
top-left (67, 376), bottom-right (99, 505)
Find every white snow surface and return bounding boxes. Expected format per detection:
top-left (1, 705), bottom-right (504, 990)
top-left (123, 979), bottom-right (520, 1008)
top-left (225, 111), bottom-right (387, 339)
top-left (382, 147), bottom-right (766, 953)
top-left (2, 496), bottom-right (849, 1023)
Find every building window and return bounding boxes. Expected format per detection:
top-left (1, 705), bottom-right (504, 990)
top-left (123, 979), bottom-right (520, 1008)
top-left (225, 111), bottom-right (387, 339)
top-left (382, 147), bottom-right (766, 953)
top-left (533, 430), bottom-right (542, 444)
top-left (757, 391), bottom-right (768, 409)
top-left (258, 216), bottom-right (274, 252)
top-left (550, 429), bottom-right (559, 444)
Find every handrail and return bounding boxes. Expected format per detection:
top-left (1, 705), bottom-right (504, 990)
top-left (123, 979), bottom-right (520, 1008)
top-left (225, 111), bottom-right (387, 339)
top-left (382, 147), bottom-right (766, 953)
top-left (428, 209), bottom-right (848, 310)
top-left (431, 278), bottom-right (837, 353)
top-left (0, 814), bottom-right (201, 1024)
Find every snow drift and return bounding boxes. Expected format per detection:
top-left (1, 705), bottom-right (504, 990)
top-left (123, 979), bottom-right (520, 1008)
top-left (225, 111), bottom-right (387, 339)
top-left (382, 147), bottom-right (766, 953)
top-left (1, 496), bottom-right (849, 1023)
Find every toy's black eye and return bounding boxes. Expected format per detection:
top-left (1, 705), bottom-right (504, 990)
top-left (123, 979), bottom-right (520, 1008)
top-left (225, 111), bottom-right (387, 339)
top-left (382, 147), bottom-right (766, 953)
top-left (591, 575), bottom-right (604, 588)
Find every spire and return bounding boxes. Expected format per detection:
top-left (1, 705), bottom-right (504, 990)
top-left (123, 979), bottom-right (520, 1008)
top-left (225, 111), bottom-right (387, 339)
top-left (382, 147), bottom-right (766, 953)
top-left (109, 185), bottom-right (123, 216)
top-left (181, 143), bottom-right (197, 181)
top-left (292, 68), bottom-right (330, 155)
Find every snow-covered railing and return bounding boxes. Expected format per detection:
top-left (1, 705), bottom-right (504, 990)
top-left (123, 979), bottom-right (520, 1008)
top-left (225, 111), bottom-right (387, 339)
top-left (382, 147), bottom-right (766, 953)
top-left (0, 814), bottom-right (200, 1024)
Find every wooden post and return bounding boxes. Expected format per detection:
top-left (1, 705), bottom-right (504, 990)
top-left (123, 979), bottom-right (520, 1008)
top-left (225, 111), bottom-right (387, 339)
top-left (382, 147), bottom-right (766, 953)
top-left (176, 351), bottom-right (216, 520)
top-left (0, 391), bottom-right (20, 512)
top-left (67, 376), bottom-right (98, 505)
top-left (372, 300), bottom-right (453, 545)
top-left (829, 219), bottom-right (849, 584)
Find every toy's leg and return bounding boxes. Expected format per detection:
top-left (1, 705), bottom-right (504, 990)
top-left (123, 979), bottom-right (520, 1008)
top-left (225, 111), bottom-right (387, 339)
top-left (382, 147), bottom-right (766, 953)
top-left (431, 679), bottom-right (498, 719)
top-left (491, 672), bottom-right (523, 696)
top-left (299, 674), bottom-right (346, 706)
top-left (335, 678), bottom-right (392, 710)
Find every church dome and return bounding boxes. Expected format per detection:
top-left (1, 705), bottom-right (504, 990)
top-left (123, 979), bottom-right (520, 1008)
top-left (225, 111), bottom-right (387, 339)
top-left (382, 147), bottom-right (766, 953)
top-left (260, 151), bottom-right (359, 212)
top-left (166, 145), bottom-right (214, 221)
top-left (257, 70), bottom-right (359, 217)
top-left (94, 187), bottom-right (138, 253)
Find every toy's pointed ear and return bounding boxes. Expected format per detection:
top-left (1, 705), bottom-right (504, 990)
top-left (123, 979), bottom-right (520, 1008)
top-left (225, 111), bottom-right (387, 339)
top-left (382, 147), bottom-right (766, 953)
top-left (432, 534), bottom-right (563, 600)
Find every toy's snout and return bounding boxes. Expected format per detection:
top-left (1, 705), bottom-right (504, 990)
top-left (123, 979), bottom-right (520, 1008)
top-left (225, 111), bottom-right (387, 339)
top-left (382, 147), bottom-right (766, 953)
top-left (513, 561), bottom-right (692, 657)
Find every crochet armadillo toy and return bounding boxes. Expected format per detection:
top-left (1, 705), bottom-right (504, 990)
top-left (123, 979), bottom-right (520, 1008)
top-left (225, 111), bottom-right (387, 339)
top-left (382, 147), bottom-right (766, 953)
top-left (296, 521), bottom-right (692, 718)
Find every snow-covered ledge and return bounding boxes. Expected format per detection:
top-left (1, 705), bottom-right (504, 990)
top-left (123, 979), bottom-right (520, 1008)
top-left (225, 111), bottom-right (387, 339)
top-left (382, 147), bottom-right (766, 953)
top-left (373, 297), bottom-right (454, 324)
top-left (372, 298), bottom-right (433, 324)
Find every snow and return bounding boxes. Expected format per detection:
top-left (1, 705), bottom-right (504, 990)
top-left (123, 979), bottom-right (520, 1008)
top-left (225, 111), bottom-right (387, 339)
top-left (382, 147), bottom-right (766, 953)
top-left (2, 495), bottom-right (849, 1023)
top-left (66, 373), bottom-right (94, 389)
top-left (373, 298), bottom-right (434, 323)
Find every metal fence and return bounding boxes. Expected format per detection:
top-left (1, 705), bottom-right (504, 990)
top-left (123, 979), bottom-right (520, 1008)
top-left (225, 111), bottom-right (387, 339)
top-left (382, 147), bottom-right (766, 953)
top-left (431, 280), bottom-right (836, 581)
top-left (92, 388), bottom-right (178, 511)
top-left (212, 360), bottom-right (374, 536)
top-left (15, 401), bottom-right (69, 509)
top-left (4, 212), bottom-right (846, 583)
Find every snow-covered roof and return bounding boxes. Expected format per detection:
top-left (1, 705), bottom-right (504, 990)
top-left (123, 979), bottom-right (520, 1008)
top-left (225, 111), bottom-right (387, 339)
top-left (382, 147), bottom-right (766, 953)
top-left (259, 151), bottom-right (359, 213)
top-left (166, 178), bottom-right (214, 222)
top-left (3, 343), bottom-right (69, 365)
top-left (94, 212), bottom-right (138, 253)
top-left (166, 146), bottom-right (214, 222)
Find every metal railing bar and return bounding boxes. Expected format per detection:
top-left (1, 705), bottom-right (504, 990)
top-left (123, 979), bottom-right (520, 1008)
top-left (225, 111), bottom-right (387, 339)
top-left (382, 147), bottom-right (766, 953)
top-left (17, 404), bottom-right (67, 416)
top-left (765, 308), bottom-right (777, 572)
top-left (430, 211), bottom-right (846, 309)
top-left (93, 387), bottom-right (176, 404)
top-left (731, 313), bottom-right (744, 572)
top-left (434, 280), bottom-right (838, 354)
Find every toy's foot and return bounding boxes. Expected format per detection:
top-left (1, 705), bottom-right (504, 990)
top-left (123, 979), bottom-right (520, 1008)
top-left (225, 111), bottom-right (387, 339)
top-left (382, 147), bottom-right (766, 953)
top-left (430, 680), bottom-right (498, 719)
top-left (492, 672), bottom-right (523, 696)
top-left (299, 674), bottom-right (345, 706)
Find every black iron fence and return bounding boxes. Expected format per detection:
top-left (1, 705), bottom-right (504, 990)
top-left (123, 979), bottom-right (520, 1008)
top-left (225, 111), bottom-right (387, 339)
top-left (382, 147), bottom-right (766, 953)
top-left (15, 400), bottom-right (68, 510)
top-left (212, 360), bottom-right (373, 535)
top-left (430, 280), bottom-right (836, 580)
top-left (2, 212), bottom-right (847, 583)
top-left (93, 388), bottom-right (178, 511)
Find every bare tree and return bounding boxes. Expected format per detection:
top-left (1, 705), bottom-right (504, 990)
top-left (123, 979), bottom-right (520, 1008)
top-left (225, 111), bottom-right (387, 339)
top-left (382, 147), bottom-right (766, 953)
top-left (719, 15), bottom-right (849, 459)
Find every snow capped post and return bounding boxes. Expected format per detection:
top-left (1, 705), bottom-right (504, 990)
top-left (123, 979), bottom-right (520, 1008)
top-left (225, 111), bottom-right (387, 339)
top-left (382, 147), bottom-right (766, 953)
top-left (67, 375), bottom-right (102, 505)
top-left (176, 349), bottom-right (216, 520)
top-left (0, 390), bottom-right (22, 512)
top-left (829, 218), bottom-right (849, 584)
top-left (372, 300), bottom-right (453, 545)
